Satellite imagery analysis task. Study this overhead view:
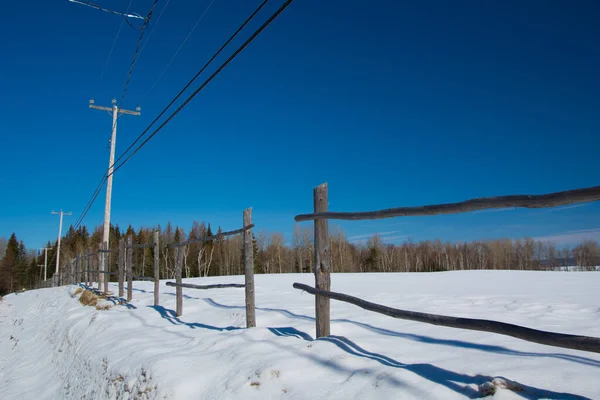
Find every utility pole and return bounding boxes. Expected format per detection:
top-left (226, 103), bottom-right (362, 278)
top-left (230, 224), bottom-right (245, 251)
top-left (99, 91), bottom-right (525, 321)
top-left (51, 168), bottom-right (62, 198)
top-left (52, 210), bottom-right (71, 276)
top-left (39, 247), bottom-right (51, 281)
top-left (89, 99), bottom-right (140, 285)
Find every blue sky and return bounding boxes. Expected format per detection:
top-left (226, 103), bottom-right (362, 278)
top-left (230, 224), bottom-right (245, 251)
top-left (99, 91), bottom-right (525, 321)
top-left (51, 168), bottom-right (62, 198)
top-left (1, 0), bottom-right (599, 249)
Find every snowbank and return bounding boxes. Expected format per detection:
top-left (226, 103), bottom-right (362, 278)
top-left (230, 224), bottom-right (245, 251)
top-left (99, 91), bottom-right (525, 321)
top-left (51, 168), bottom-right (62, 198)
top-left (1, 271), bottom-right (599, 399)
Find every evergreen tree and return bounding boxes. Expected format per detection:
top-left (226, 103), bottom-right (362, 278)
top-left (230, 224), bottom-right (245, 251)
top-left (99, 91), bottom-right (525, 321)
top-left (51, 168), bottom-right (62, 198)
top-left (0, 234), bottom-right (29, 294)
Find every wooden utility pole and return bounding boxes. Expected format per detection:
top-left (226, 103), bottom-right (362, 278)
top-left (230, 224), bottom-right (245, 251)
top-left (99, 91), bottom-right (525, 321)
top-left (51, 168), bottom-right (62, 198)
top-left (39, 247), bottom-right (51, 281)
top-left (89, 98), bottom-right (140, 287)
top-left (51, 210), bottom-right (71, 278)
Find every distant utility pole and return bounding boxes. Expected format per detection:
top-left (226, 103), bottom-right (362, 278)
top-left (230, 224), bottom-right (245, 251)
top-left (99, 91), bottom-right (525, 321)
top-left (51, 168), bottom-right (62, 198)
top-left (89, 99), bottom-right (140, 284)
top-left (39, 247), bottom-right (51, 281)
top-left (52, 210), bottom-right (71, 276)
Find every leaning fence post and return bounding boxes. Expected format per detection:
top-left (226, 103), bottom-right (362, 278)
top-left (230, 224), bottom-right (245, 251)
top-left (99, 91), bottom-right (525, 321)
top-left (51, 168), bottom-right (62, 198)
top-left (85, 249), bottom-right (89, 287)
top-left (88, 248), bottom-right (93, 288)
top-left (103, 242), bottom-right (109, 294)
top-left (314, 183), bottom-right (331, 338)
top-left (76, 254), bottom-right (80, 284)
top-left (97, 245), bottom-right (102, 290)
top-left (118, 238), bottom-right (125, 298)
top-left (153, 231), bottom-right (160, 307)
top-left (127, 235), bottom-right (133, 302)
top-left (175, 230), bottom-right (184, 317)
top-left (244, 208), bottom-right (256, 328)
top-left (86, 248), bottom-right (90, 287)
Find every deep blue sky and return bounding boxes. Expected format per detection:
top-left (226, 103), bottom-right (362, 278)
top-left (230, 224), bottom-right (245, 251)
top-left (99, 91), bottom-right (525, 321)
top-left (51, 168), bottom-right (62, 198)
top-left (1, 0), bottom-right (599, 249)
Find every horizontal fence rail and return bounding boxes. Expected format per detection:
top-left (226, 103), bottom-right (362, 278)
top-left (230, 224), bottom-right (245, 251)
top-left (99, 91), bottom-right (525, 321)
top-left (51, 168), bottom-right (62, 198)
top-left (166, 282), bottom-right (245, 290)
top-left (294, 185), bottom-right (600, 221)
top-left (98, 249), bottom-right (114, 253)
top-left (293, 283), bottom-right (600, 354)
top-left (168, 224), bottom-right (255, 248)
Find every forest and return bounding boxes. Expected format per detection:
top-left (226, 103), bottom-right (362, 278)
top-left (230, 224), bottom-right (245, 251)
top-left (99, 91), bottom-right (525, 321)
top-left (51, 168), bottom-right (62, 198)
top-left (1, 221), bottom-right (599, 295)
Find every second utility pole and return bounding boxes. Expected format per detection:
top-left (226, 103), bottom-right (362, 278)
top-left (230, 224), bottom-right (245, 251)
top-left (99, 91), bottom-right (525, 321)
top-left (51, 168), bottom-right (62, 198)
top-left (89, 99), bottom-right (140, 287)
top-left (40, 247), bottom-right (51, 281)
top-left (52, 210), bottom-right (71, 277)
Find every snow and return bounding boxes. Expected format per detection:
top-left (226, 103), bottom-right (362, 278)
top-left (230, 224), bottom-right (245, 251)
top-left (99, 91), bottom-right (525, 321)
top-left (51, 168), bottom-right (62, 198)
top-left (1, 270), bottom-right (599, 399)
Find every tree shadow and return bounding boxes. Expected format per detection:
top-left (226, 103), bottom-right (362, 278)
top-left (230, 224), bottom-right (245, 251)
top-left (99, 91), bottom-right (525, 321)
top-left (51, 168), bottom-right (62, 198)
top-left (320, 335), bottom-right (590, 400)
top-left (149, 305), bottom-right (241, 332)
top-left (203, 298), bottom-right (600, 368)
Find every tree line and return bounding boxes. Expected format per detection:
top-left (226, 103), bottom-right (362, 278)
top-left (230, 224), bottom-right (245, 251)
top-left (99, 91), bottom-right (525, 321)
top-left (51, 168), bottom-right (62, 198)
top-left (1, 222), bottom-right (599, 295)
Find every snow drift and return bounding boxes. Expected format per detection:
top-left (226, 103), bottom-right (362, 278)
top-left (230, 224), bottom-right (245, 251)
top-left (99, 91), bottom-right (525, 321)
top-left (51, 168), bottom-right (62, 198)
top-left (1, 270), bottom-right (599, 399)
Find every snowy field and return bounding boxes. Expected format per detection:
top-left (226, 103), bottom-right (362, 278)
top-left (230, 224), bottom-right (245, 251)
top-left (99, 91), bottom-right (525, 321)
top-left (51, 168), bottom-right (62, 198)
top-left (1, 271), bottom-right (599, 400)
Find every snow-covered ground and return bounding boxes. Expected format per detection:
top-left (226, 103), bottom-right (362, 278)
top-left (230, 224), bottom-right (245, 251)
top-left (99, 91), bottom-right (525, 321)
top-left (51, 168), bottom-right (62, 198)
top-left (1, 271), bottom-right (599, 400)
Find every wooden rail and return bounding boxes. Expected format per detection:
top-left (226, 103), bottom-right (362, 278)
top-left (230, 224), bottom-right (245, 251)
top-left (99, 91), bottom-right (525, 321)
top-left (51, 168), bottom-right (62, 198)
top-left (166, 282), bottom-right (245, 290)
top-left (294, 185), bottom-right (600, 221)
top-left (167, 224), bottom-right (255, 248)
top-left (293, 283), bottom-right (600, 354)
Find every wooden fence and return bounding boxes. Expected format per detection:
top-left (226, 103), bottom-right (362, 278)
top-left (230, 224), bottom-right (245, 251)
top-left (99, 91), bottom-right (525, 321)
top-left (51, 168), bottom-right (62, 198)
top-left (293, 183), bottom-right (600, 354)
top-left (46, 231), bottom-right (159, 306)
top-left (48, 207), bottom-right (257, 329)
top-left (165, 208), bottom-right (256, 328)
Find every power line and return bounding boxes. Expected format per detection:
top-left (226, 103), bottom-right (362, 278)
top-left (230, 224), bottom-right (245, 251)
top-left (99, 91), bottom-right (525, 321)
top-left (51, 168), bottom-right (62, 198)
top-left (99, 0), bottom-right (134, 82)
top-left (111, 0), bottom-right (294, 177)
top-left (73, 0), bottom-right (292, 229)
top-left (112, 0), bottom-right (270, 172)
top-left (137, 0), bottom-right (172, 60)
top-left (147, 0), bottom-right (219, 94)
top-left (67, 0), bottom-right (144, 30)
top-left (119, 0), bottom-right (159, 108)
top-left (75, 2), bottom-right (157, 230)
top-left (74, 178), bottom-right (105, 229)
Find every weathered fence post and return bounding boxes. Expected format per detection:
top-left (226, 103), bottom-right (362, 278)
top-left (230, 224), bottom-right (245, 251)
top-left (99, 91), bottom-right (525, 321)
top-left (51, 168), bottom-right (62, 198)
top-left (118, 238), bottom-right (125, 298)
top-left (103, 242), bottom-right (109, 294)
top-left (86, 249), bottom-right (90, 287)
top-left (127, 235), bottom-right (133, 302)
top-left (76, 254), bottom-right (80, 284)
top-left (244, 208), bottom-right (256, 328)
top-left (88, 248), bottom-right (93, 288)
top-left (153, 231), bottom-right (160, 307)
top-left (314, 183), bottom-right (331, 338)
top-left (175, 230), bottom-right (184, 317)
top-left (97, 245), bottom-right (103, 290)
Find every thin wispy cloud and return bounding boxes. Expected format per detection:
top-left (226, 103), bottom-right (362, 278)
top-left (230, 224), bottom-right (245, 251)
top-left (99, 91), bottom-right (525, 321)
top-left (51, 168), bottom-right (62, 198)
top-left (545, 203), bottom-right (592, 212)
top-left (348, 230), bottom-right (405, 242)
top-left (380, 235), bottom-right (410, 244)
top-left (533, 228), bottom-right (600, 245)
